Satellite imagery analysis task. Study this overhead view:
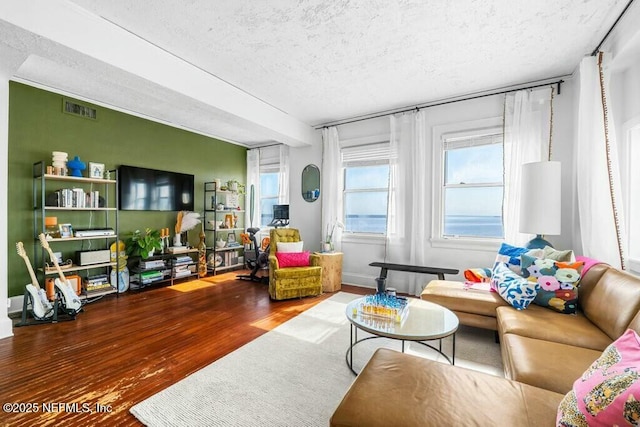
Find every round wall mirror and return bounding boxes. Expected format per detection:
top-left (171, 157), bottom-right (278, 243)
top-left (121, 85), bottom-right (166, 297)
top-left (301, 164), bottom-right (320, 202)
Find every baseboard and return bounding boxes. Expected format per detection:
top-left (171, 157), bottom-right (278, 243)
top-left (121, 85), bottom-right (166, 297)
top-left (7, 294), bottom-right (24, 316)
top-left (342, 272), bottom-right (376, 287)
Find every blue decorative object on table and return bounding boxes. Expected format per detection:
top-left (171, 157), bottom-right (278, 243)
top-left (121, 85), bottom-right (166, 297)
top-left (67, 155), bottom-right (86, 177)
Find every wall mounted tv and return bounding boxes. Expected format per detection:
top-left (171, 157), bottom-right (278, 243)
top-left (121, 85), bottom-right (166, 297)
top-left (118, 165), bottom-right (194, 211)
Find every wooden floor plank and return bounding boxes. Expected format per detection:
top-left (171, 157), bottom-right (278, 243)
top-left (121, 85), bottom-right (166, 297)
top-left (0, 272), bottom-right (368, 426)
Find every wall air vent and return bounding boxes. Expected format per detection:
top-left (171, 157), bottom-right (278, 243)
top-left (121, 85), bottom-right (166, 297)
top-left (63, 99), bottom-right (97, 120)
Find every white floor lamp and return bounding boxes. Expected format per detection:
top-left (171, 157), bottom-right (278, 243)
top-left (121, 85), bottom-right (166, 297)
top-left (519, 161), bottom-right (562, 248)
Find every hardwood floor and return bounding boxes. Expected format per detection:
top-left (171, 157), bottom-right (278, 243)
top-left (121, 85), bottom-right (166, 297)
top-left (0, 271), bottom-right (369, 426)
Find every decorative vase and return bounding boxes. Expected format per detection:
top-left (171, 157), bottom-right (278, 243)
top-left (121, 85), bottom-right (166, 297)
top-left (67, 155), bottom-right (86, 177)
top-left (323, 242), bottom-right (332, 252)
top-left (198, 228), bottom-right (207, 278)
top-left (174, 233), bottom-right (182, 247)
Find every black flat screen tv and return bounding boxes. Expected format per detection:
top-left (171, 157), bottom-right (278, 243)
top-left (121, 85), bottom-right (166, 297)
top-left (118, 165), bottom-right (194, 211)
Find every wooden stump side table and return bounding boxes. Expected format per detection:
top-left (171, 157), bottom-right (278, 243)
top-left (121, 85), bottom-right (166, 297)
top-left (314, 252), bottom-right (343, 292)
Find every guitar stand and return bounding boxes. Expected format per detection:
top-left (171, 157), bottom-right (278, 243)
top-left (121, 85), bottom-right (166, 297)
top-left (15, 289), bottom-right (78, 327)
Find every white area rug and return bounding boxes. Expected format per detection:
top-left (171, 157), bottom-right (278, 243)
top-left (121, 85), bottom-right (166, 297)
top-left (130, 292), bottom-right (502, 426)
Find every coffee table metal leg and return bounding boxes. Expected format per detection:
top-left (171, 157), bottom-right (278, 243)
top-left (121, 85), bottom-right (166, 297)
top-left (350, 324), bottom-right (354, 369)
top-left (402, 340), bottom-right (405, 353)
top-left (452, 332), bottom-right (456, 365)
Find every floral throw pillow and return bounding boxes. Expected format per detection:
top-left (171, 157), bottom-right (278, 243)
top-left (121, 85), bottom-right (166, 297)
top-left (557, 329), bottom-right (640, 426)
top-left (491, 262), bottom-right (538, 310)
top-left (520, 254), bottom-right (584, 314)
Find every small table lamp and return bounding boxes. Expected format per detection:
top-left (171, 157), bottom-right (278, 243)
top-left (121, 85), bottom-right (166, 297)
top-left (519, 161), bottom-right (561, 249)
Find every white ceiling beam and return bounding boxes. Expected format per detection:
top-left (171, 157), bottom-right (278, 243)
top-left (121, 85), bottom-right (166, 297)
top-left (0, 0), bottom-right (319, 147)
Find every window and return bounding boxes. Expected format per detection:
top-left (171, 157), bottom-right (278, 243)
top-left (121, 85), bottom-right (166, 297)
top-left (434, 118), bottom-right (504, 244)
top-left (625, 121), bottom-right (640, 273)
top-left (256, 145), bottom-right (288, 227)
top-left (260, 170), bottom-right (279, 226)
top-left (342, 143), bottom-right (390, 234)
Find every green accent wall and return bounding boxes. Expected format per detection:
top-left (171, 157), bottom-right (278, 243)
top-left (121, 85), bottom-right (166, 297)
top-left (7, 82), bottom-right (246, 297)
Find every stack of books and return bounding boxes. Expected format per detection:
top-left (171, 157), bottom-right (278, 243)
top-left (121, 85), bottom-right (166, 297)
top-left (139, 259), bottom-right (165, 270)
top-left (139, 270), bottom-right (163, 284)
top-left (173, 255), bottom-right (193, 266)
top-left (173, 266), bottom-right (193, 278)
top-left (223, 251), bottom-right (239, 267)
top-left (85, 273), bottom-right (111, 293)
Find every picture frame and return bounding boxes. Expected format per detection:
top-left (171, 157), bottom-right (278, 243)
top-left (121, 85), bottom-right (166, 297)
top-left (227, 232), bottom-right (236, 244)
top-left (59, 223), bottom-right (73, 238)
top-left (88, 162), bottom-right (105, 179)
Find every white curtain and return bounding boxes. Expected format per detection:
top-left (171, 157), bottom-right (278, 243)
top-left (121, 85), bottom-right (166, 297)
top-left (246, 149), bottom-right (261, 229)
top-left (321, 127), bottom-right (343, 251)
top-left (278, 145), bottom-right (290, 204)
top-left (386, 111), bottom-right (429, 295)
top-left (576, 53), bottom-right (627, 269)
top-left (503, 88), bottom-right (553, 245)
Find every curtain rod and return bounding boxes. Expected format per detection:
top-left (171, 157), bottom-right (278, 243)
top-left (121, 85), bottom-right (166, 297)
top-left (314, 78), bottom-right (564, 129)
top-left (591, 0), bottom-right (636, 56)
top-left (248, 142), bottom-right (283, 150)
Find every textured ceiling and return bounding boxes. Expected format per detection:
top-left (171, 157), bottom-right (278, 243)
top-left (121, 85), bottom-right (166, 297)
top-left (0, 0), bottom-right (631, 146)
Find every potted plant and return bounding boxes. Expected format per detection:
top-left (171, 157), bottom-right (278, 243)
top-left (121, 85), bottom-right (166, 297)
top-left (124, 228), bottom-right (162, 259)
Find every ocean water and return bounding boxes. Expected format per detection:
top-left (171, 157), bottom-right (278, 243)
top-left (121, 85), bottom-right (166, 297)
top-left (345, 215), bottom-right (503, 238)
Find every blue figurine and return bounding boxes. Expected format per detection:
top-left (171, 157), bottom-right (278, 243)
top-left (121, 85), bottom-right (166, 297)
top-left (67, 155), bottom-right (86, 177)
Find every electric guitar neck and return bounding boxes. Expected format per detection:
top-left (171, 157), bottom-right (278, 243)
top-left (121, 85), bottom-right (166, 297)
top-left (16, 242), bottom-right (43, 291)
top-left (38, 233), bottom-right (67, 283)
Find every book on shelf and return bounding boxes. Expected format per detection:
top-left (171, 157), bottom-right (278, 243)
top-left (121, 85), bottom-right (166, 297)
top-left (173, 269), bottom-right (192, 279)
top-left (173, 255), bottom-right (193, 265)
top-left (139, 259), bottom-right (166, 269)
top-left (86, 283), bottom-right (113, 292)
top-left (140, 270), bottom-right (163, 280)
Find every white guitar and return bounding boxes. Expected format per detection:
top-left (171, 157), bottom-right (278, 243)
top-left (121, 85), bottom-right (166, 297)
top-left (16, 242), bottom-right (54, 320)
top-left (38, 233), bottom-right (83, 315)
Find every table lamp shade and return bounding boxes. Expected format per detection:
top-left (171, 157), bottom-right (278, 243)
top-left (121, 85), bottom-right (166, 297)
top-left (519, 161), bottom-right (561, 242)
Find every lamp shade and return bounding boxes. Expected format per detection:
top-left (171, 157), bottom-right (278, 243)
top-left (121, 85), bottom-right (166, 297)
top-left (519, 161), bottom-right (561, 236)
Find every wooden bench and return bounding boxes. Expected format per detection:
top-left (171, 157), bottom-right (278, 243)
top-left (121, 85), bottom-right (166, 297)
top-left (369, 262), bottom-right (459, 281)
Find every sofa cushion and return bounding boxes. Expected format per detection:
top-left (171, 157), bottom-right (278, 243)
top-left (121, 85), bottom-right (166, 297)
top-left (580, 268), bottom-right (640, 340)
top-left (330, 348), bottom-right (564, 427)
top-left (421, 280), bottom-right (508, 318)
top-left (557, 329), bottom-right (640, 426)
top-left (492, 263), bottom-right (538, 310)
top-left (501, 333), bottom-right (603, 395)
top-left (496, 305), bottom-right (612, 351)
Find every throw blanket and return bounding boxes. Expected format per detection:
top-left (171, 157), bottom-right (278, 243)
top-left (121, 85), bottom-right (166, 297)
top-left (464, 267), bottom-right (492, 283)
top-left (576, 255), bottom-right (606, 277)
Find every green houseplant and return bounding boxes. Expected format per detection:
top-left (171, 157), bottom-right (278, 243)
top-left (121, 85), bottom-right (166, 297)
top-left (124, 228), bottom-right (162, 259)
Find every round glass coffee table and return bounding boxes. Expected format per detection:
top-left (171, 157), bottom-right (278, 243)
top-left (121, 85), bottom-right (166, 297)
top-left (345, 296), bottom-right (459, 375)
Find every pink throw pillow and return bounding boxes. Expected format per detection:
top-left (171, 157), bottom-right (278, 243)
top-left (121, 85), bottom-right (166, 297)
top-left (557, 329), bottom-right (640, 426)
top-left (276, 251), bottom-right (310, 268)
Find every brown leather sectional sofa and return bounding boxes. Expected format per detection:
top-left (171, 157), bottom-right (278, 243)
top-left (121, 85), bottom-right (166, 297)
top-left (331, 262), bottom-right (640, 426)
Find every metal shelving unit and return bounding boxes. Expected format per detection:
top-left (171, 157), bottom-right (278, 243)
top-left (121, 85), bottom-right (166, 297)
top-left (32, 161), bottom-right (120, 300)
top-left (203, 182), bottom-right (245, 275)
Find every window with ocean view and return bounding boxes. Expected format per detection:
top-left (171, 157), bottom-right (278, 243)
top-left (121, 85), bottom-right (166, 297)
top-left (442, 131), bottom-right (504, 239)
top-left (343, 150), bottom-right (389, 234)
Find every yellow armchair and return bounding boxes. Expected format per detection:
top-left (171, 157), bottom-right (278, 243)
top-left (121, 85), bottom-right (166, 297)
top-left (268, 228), bottom-right (322, 300)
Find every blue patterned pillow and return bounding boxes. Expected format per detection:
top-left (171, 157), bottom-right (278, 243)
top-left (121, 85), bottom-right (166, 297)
top-left (493, 243), bottom-right (531, 274)
top-left (491, 262), bottom-right (538, 310)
